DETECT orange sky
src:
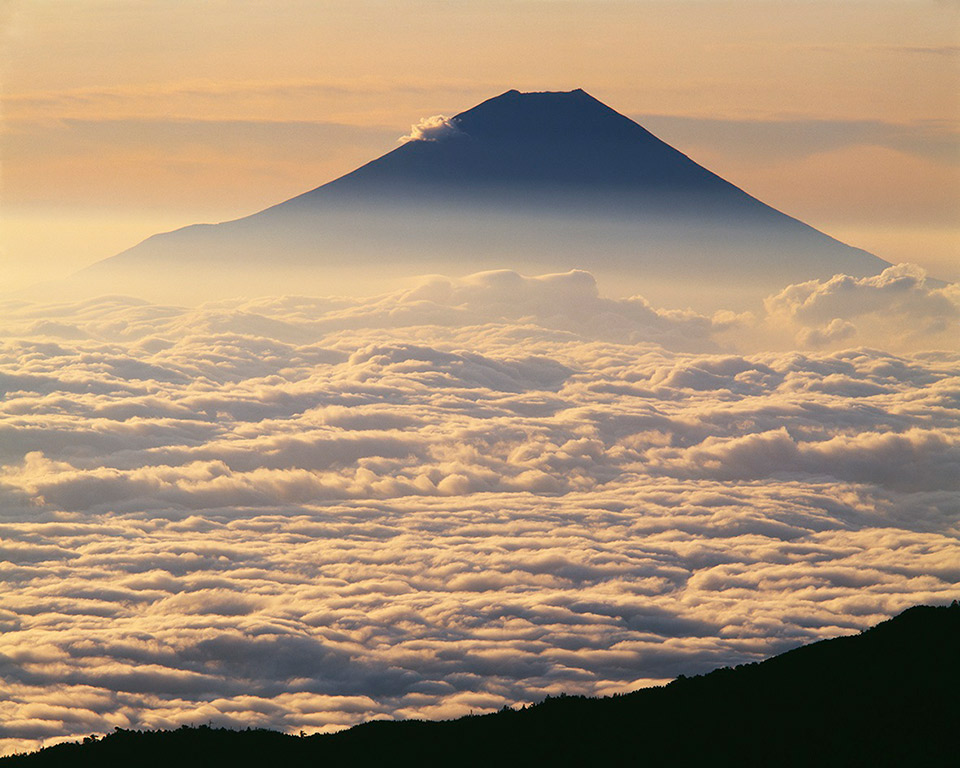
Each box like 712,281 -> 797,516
1,0 -> 958,289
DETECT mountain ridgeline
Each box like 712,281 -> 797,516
76,89 -> 888,307
5,602 -> 957,767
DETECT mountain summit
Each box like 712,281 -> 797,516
79,89 -> 888,306
282,88 -> 738,200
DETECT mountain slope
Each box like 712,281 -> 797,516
280,88 -> 754,199
4,602 -> 956,767
74,89 -> 889,306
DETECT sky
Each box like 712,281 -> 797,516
0,0 -> 958,290
0,1 -> 958,756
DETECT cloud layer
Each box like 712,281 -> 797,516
0,268 -> 957,754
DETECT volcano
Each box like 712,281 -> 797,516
78,89 -> 889,306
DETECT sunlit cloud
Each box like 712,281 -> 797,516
762,263 -> 960,349
0,269 -> 956,754
399,115 -> 463,143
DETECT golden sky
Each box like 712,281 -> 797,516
1,0 -> 958,288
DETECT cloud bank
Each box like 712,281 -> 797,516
0,268 -> 956,754
764,264 -> 960,349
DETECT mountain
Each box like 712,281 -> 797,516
75,89 -> 889,307
4,602 -> 957,767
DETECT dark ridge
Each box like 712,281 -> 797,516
4,602 -> 957,767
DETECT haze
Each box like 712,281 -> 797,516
1,0 -> 958,290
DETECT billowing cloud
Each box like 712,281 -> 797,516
399,114 -> 463,143
0,269 -> 956,755
695,263 -> 960,353
765,263 -> 960,345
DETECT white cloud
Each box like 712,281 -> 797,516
762,263 -> 960,350
398,114 -> 463,143
0,268 -> 957,754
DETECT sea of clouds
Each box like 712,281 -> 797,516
0,264 -> 957,754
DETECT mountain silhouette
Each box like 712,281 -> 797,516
76,89 -> 889,306
4,602 -> 956,767
281,88 -> 761,199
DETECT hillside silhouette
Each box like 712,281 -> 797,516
5,602 -> 956,767
73,89 -> 888,307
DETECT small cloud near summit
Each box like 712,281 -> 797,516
399,114 -> 463,143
